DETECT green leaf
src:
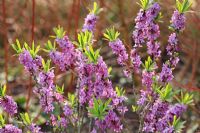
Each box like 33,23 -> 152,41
0,114 -> 5,128
53,25 -> 66,39
104,27 -> 120,41
87,98 -> 111,120
0,85 -> 6,97
178,91 -> 193,105
11,39 -> 23,54
89,2 -> 103,15
42,59 -> 51,72
137,0 -> 150,10
77,31 -> 93,51
20,113 -> 31,125
56,85 -> 64,94
176,0 -> 192,13
132,105 -> 139,112
172,116 -> 185,133
142,56 -> 156,72
156,83 -> 174,102
115,86 -> 125,97
68,93 -> 76,107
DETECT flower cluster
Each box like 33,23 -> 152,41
19,50 -> 42,74
0,124 -> 22,133
108,39 -> 128,66
159,64 -> 174,83
29,123 -> 42,133
0,95 -> 17,116
171,10 -> 186,31
50,35 -> 78,71
130,49 -> 142,73
37,70 -> 55,113
132,1 -> 192,133
6,1 -> 192,133
83,13 -> 97,32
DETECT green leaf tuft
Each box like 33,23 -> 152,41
104,27 -> 120,42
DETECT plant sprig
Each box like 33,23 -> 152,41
76,31 -> 93,51
176,0 -> 192,13
11,39 -> 23,54
20,113 -> 31,126
87,98 -> 111,120
0,114 -> 5,128
52,25 -> 66,39
142,56 -> 156,72
171,116 -> 185,133
137,0 -> 150,10
115,86 -> 125,97
84,45 -> 100,63
176,91 -> 193,105
68,93 -> 77,107
44,40 -> 56,52
89,2 -> 103,15
156,84 -> 174,102
42,59 -> 51,72
0,85 -> 6,97
104,27 -> 120,42
56,85 -> 64,94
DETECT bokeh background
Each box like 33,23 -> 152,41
0,0 -> 200,132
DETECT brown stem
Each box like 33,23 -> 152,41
2,0 -> 9,92
26,0 -> 35,111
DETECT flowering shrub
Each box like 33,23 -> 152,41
0,0 -> 194,133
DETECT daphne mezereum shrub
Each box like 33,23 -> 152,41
0,0 -> 194,133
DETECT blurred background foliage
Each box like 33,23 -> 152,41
0,0 -> 200,132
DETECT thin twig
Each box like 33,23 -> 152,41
26,0 -> 35,111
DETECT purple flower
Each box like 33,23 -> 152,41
19,50 -> 42,74
58,117 -> 68,128
0,124 -> 22,133
132,9 -> 147,47
108,39 -> 128,66
143,99 -> 169,132
0,96 -> 17,116
50,114 -> 57,126
96,57 -> 109,79
156,103 -> 186,132
50,36 -> 77,71
135,9 -> 147,28
130,49 -> 142,73
171,10 -> 186,31
166,33 -> 179,56
50,49 -> 77,71
19,50 -> 36,73
147,41 -> 161,58
169,56 -> 180,68
82,13 -> 97,32
54,92 -> 64,102
29,123 -> 42,133
38,70 -> 54,87
142,71 -> 154,89
167,104 -> 186,119
159,64 -> 174,82
166,33 -> 180,68
163,126 -> 174,133
146,23 -> 160,41
146,2 -> 161,22
137,90 -> 149,106
96,110 -> 123,132
91,128 -> 97,133
168,33 -> 178,45
37,70 -> 55,113
56,35 -> 74,51
63,104 -> 73,116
